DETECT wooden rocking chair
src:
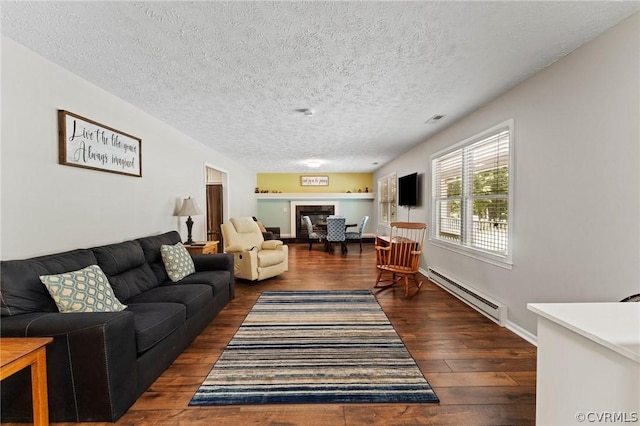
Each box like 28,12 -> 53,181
374,222 -> 427,297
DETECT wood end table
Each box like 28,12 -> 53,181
183,240 -> 219,255
1,337 -> 53,425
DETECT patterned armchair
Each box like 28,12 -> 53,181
302,215 -> 326,250
326,216 -> 347,253
346,215 -> 369,252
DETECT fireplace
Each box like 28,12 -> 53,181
290,202 -> 337,239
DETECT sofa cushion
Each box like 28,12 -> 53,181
137,231 -> 182,284
226,217 -> 264,250
172,270 -> 231,290
1,249 -> 98,316
258,250 -> 286,268
39,264 -> 127,313
92,241 -> 158,301
124,302 -> 186,353
231,217 -> 260,233
255,220 -> 267,233
125,284 -> 211,319
160,243 -> 195,282
166,271 -> 232,304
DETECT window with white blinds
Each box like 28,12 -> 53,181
378,172 -> 397,227
431,120 -> 513,265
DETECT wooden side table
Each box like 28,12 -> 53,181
0,337 -> 53,425
184,240 -> 219,255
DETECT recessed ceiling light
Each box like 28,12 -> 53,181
307,161 -> 321,168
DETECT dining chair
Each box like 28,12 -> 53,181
325,216 -> 347,253
374,222 -> 427,297
302,215 -> 326,250
345,215 -> 369,252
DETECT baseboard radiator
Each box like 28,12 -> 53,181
427,267 -> 508,326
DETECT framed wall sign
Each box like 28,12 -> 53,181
300,176 -> 329,186
58,110 -> 142,177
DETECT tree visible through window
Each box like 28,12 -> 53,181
378,172 -> 397,227
431,121 -> 513,264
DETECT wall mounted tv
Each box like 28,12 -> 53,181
398,172 -> 419,207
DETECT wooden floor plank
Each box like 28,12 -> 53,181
434,386 -> 537,405
426,371 -> 520,387
444,358 -> 537,372
3,242 -> 537,425
343,404 -> 536,426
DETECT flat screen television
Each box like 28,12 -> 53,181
398,172 -> 419,206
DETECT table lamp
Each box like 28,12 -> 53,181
176,196 -> 203,245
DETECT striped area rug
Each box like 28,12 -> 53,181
189,290 -> 439,405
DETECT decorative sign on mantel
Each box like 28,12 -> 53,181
58,110 -> 142,177
300,176 -> 329,186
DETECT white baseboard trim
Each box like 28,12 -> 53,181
506,320 -> 537,346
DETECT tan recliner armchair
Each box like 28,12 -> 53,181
221,217 -> 288,281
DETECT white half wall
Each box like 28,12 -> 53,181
1,37 -> 256,259
374,13 -> 640,336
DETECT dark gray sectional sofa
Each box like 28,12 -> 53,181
0,231 -> 234,422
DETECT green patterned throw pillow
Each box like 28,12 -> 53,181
39,264 -> 127,313
161,242 -> 196,282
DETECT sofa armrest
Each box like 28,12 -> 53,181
0,311 -> 138,422
230,250 -> 259,281
261,240 -> 284,250
191,252 -> 233,273
222,244 -> 246,253
191,252 -> 235,298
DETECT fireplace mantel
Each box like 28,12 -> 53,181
256,192 -> 374,200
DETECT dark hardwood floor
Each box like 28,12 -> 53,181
13,243 -> 537,425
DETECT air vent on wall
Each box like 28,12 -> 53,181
425,114 -> 446,124
295,108 -> 314,116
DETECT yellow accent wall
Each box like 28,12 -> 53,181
257,173 -> 373,194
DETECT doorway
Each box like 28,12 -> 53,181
205,167 -> 225,252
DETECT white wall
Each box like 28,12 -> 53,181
374,13 -> 640,336
1,37 -> 257,259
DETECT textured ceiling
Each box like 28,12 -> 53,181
2,1 -> 638,172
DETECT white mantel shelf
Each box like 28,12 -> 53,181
256,193 -> 374,200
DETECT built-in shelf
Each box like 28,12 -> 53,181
256,192 -> 374,200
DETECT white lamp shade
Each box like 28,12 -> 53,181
177,197 -> 203,216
